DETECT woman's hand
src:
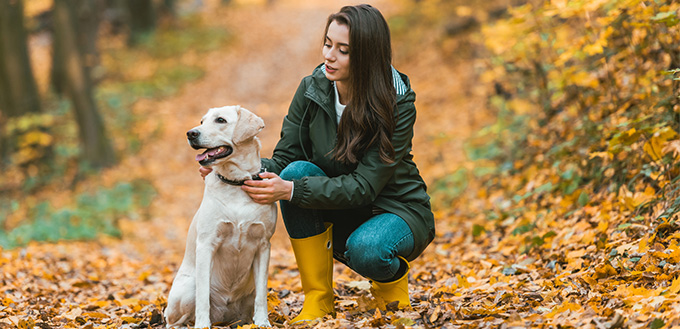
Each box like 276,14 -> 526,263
199,166 -> 213,179
242,172 -> 293,204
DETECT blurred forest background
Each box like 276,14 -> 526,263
1,0 -> 680,328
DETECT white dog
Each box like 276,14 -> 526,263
164,106 -> 277,328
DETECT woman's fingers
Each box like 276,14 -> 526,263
258,171 -> 278,179
242,172 -> 293,203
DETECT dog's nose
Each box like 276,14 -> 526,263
187,129 -> 200,140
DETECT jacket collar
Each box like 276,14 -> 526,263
305,63 -> 416,109
305,64 -> 335,120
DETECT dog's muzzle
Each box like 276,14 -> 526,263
187,128 -> 234,166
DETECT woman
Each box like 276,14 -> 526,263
202,4 -> 434,324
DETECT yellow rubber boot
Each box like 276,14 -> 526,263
289,224 -> 335,324
370,256 -> 411,310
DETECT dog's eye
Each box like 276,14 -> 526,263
215,117 -> 227,124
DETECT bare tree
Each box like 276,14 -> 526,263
53,0 -> 116,169
0,0 -> 42,165
52,0 -> 104,96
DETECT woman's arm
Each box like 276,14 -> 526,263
242,100 -> 416,207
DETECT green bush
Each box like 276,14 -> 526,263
0,180 -> 156,249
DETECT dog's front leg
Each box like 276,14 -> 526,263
252,240 -> 272,327
194,239 -> 215,328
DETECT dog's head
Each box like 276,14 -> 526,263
187,105 -> 265,166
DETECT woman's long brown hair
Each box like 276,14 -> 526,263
326,4 -> 396,165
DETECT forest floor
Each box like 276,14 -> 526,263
4,0 -> 665,328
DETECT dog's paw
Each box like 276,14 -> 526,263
253,315 -> 271,327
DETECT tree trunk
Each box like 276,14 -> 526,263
0,0 -> 41,117
125,0 -> 155,45
52,0 -> 104,96
0,0 -> 42,166
77,0 -> 104,80
53,0 -> 116,169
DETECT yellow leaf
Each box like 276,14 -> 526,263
267,291 -> 280,308
2,297 -> 14,306
570,71 -> 599,88
610,128 -> 640,149
83,312 -> 107,319
644,136 -> 665,160
138,271 -> 151,282
508,99 -> 534,115
669,277 -> 680,294
597,221 -> 609,233
668,247 -> 680,263
121,316 -> 141,324
638,235 -> 649,252
583,42 -> 604,55
17,318 -> 35,329
619,185 -> 654,211
236,325 -> 256,329
582,274 -> 597,286
657,126 -> 678,140
456,274 -> 471,288
19,131 -> 53,148
119,298 -> 140,306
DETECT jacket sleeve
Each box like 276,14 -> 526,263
261,79 -> 310,174
290,99 -> 417,209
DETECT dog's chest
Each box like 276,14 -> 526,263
207,220 -> 269,295
214,220 -> 269,252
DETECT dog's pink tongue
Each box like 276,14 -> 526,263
196,147 -> 222,161
196,152 -> 208,161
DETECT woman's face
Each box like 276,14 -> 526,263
323,20 -> 350,84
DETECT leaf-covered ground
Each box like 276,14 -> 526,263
3,0 -> 680,328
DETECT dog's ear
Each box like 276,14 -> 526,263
233,106 -> 265,144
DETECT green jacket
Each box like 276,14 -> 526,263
262,64 -> 435,260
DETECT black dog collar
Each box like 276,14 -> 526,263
216,168 -> 265,186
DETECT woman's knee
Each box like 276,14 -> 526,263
344,237 -> 396,281
279,161 -> 326,181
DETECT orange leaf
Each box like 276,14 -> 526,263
593,261 -> 617,279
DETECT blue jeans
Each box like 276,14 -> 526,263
279,161 -> 415,282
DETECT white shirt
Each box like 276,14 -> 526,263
334,82 -> 346,124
